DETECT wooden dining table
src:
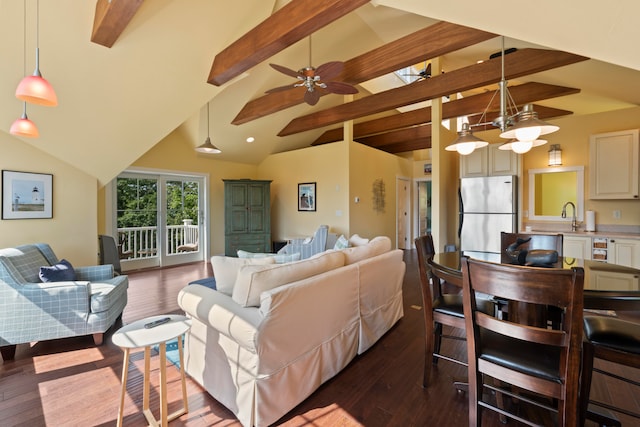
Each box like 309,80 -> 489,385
428,252 -> 640,318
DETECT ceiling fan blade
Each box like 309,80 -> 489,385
323,81 -> 358,94
304,89 -> 320,106
424,62 -> 432,77
265,84 -> 297,94
315,61 -> 344,81
269,63 -> 301,78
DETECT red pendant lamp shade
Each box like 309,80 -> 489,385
16,47 -> 57,107
10,103 -> 39,138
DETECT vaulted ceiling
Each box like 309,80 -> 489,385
2,0 -> 639,186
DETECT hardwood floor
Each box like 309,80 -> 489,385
1,251 -> 638,426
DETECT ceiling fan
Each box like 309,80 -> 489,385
265,36 -> 358,106
402,61 -> 431,83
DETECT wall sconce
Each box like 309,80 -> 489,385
548,144 -> 562,166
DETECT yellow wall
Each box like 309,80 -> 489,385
0,134 -> 99,265
125,128 -> 259,256
348,141 -> 413,242
258,141 -> 350,240
523,106 -> 640,227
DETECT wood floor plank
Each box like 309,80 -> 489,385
0,254 -> 638,426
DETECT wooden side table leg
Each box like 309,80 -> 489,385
117,348 -> 130,427
179,334 -> 189,413
159,342 -> 168,427
142,346 -> 153,424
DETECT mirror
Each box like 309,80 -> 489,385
528,166 -> 584,221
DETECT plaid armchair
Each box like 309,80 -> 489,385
0,243 -> 128,361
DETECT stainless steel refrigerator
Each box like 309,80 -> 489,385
458,175 -> 517,261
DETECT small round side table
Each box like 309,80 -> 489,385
112,314 -> 191,427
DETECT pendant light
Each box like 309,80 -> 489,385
498,139 -> 547,154
10,102 -> 39,138
11,0 -> 39,138
15,0 -> 58,107
445,122 -> 488,155
195,102 -> 221,154
499,103 -> 559,142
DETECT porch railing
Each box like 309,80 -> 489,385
118,224 -> 199,259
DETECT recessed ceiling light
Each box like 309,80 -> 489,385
246,136 -> 255,143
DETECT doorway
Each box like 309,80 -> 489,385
415,179 -> 432,238
396,177 -> 411,249
112,171 -> 206,271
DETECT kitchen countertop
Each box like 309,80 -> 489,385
522,223 -> 640,240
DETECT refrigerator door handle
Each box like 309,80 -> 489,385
458,187 -> 463,239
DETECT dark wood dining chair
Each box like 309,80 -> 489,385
461,256 -> 584,426
500,231 -> 563,264
414,234 -> 494,389
579,292 -> 640,426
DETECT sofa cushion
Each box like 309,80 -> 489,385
0,245 -> 51,283
232,250 -> 345,307
211,256 -> 276,296
39,259 -> 76,282
237,250 -> 301,264
342,236 -> 391,265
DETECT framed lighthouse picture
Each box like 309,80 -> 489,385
2,170 -> 53,219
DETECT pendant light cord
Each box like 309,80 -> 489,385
206,102 -> 210,137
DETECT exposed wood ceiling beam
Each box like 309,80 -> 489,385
379,138 -> 432,154
357,104 -> 573,154
232,22 -> 496,124
91,0 -> 144,48
312,82 -> 580,145
208,0 -> 370,86
278,48 -> 588,136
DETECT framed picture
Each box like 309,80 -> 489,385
298,182 -> 316,212
2,170 -> 53,219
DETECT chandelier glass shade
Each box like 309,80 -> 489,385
445,123 -> 489,155
499,104 -> 559,142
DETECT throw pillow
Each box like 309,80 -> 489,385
333,234 -> 349,250
237,250 -> 273,259
39,259 -> 76,282
211,256 -> 276,295
349,234 -> 370,247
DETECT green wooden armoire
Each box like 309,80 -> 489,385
223,179 -> 271,256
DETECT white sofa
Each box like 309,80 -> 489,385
177,236 -> 405,427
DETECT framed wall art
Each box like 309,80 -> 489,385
2,170 -> 53,219
298,182 -> 316,212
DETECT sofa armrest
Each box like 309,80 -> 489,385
5,281 -> 91,315
177,284 -> 263,351
75,265 -> 114,281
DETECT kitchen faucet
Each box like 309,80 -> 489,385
561,201 -> 578,232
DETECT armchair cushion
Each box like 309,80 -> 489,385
39,259 -> 76,282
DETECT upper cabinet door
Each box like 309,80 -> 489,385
460,144 -> 518,178
589,129 -> 639,199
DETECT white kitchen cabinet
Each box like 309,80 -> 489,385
460,144 -> 518,178
589,269 -> 640,291
609,238 -> 640,268
563,235 -> 591,260
589,129 -> 639,199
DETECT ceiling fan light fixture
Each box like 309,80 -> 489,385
445,123 -> 489,155
500,104 -> 559,141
